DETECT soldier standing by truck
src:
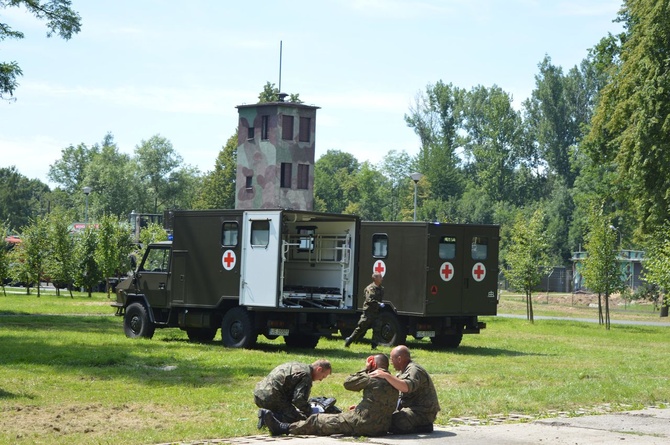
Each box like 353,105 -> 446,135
260,354 -> 397,437
254,359 -> 332,424
344,273 -> 384,348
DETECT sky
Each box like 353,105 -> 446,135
1,0 -> 624,188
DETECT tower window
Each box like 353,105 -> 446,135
297,164 -> 309,189
282,115 -> 294,140
261,115 -> 269,140
247,127 -> 254,140
246,175 -> 253,189
280,162 -> 292,188
299,117 -> 311,142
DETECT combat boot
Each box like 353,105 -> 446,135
263,410 -> 290,436
344,336 -> 353,348
371,342 -> 377,350
257,408 -> 267,429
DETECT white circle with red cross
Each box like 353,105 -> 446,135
372,260 -> 386,277
440,262 -> 455,281
222,250 -> 237,271
472,262 -> 486,282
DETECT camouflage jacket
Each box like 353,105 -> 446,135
362,282 -> 384,313
343,368 -> 398,431
397,361 -> 441,418
253,362 -> 313,417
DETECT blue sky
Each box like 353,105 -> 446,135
1,0 -> 623,187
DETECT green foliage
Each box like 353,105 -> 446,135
0,222 -> 10,294
194,132 -> 237,209
0,0 -> 81,98
504,208 -> 551,322
95,215 -> 134,296
313,150 -> 360,213
257,81 -> 302,103
13,217 -> 49,296
0,166 -> 50,231
44,209 -> 76,296
73,226 -> 100,297
642,224 -> 670,307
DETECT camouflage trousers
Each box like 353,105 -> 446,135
290,411 -> 389,437
349,311 -> 381,344
389,408 -> 436,434
254,394 -> 305,423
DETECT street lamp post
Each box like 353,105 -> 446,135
409,173 -> 423,222
83,186 -> 92,225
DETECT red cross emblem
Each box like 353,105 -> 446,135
472,262 -> 486,282
373,260 -> 386,277
222,250 -> 236,271
440,262 -> 454,282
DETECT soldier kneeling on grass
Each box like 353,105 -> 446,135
258,354 -> 397,436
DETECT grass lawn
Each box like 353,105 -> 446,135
0,287 -> 669,445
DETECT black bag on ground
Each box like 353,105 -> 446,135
309,396 -> 342,414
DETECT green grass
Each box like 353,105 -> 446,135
0,290 -> 669,445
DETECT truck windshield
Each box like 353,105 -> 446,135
141,248 -> 170,272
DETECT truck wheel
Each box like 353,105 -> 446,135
124,302 -> 155,339
186,328 -> 217,343
378,311 -> 407,346
431,333 -> 463,349
284,335 -> 319,349
221,307 -> 257,348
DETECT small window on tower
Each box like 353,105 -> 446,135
246,175 -> 253,189
280,163 -> 292,188
299,117 -> 311,142
297,164 -> 309,189
261,115 -> 269,140
247,127 -> 254,140
282,115 -> 294,140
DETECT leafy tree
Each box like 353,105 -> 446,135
378,150 -> 414,221
642,224 -> 670,311
0,0 -> 81,99
343,162 -> 389,221
257,81 -> 302,103
584,0 -> 670,235
0,222 -> 10,295
48,142 -> 97,194
14,217 -> 49,296
581,207 -> 624,329
44,209 -> 75,296
504,208 -> 551,322
95,214 -> 133,297
0,166 -> 50,230
73,226 -> 100,297
194,133 -> 237,209
135,134 -> 184,212
314,150 -> 359,214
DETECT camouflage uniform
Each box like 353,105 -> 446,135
253,362 -> 313,423
349,281 -> 384,344
390,361 -> 441,433
288,368 -> 398,436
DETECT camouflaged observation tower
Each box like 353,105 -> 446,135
235,98 -> 319,210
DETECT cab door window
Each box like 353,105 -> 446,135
372,234 -> 388,258
471,237 -> 488,260
141,247 -> 170,272
439,236 -> 456,260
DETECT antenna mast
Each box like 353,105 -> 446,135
278,40 -> 283,93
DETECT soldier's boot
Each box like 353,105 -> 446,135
344,336 -> 353,348
414,424 -> 434,433
257,408 -> 268,429
263,410 -> 290,436
371,342 -> 377,350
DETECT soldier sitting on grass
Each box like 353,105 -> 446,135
259,354 -> 397,436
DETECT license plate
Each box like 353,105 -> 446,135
416,330 -> 435,337
269,328 -> 290,336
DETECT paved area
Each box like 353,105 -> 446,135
162,407 -> 669,445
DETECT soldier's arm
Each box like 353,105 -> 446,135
369,369 -> 409,393
292,376 -> 313,416
343,370 -> 369,392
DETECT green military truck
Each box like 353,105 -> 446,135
113,208 -> 360,348
346,221 -> 500,348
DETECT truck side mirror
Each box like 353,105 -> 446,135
129,254 -> 137,270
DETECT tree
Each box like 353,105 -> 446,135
48,142 -> 96,194
135,134 -> 183,212
0,222 -> 10,295
584,0 -> 670,235
313,150 -> 359,214
1,0 -> 81,99
642,224 -> 670,312
504,208 -> 551,323
0,166 -> 50,230
73,225 -> 100,297
44,209 -> 75,296
257,81 -> 302,103
581,207 -> 625,329
95,214 -> 133,297
343,162 -> 389,221
194,133 -> 237,209
13,217 -> 49,296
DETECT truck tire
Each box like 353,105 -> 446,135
124,302 -> 155,339
221,307 -> 257,348
283,335 -> 319,349
431,333 -> 463,349
378,311 -> 407,346
186,328 -> 217,343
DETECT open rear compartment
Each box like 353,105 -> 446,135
280,213 -> 358,310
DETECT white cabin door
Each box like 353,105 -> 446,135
239,211 -> 281,307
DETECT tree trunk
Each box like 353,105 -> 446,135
526,290 -> 534,323
604,291 -> 611,330
597,292 -> 603,325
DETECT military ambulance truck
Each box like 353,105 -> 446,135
343,221 -> 500,349
113,209 -> 360,348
